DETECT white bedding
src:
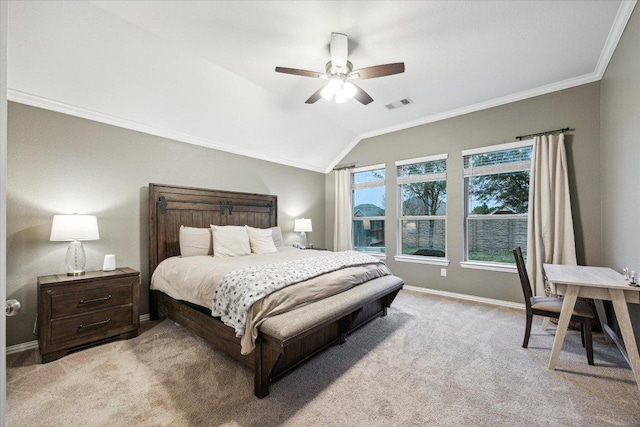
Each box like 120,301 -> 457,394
150,247 -> 333,309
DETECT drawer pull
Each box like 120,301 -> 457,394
78,318 -> 111,329
79,295 -> 112,305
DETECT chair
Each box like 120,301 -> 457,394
513,247 -> 595,365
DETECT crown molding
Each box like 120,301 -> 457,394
7,89 -> 327,173
326,1 -> 637,173
594,0 -> 637,78
9,1 -> 636,176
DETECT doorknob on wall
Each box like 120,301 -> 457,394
5,299 -> 21,316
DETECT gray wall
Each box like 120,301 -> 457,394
326,82 -> 602,304
600,7 -> 640,339
7,102 -> 325,346
601,7 -> 639,278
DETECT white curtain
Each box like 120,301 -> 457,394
527,133 -> 577,296
334,168 -> 353,251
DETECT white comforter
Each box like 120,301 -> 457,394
150,247 -> 333,309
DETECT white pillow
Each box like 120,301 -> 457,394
179,226 -> 213,257
211,225 -> 251,257
270,226 -> 284,248
246,226 -> 278,254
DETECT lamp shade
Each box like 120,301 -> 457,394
294,218 -> 312,233
50,215 -> 100,241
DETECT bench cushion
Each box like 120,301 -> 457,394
259,275 -> 403,342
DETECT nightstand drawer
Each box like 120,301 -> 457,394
51,305 -> 133,344
51,277 -> 135,318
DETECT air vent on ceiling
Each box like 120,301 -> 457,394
384,98 -> 414,110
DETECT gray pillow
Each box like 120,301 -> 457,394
270,226 -> 284,247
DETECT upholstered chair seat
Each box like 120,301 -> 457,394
530,296 -> 595,319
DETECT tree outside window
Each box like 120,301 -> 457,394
397,155 -> 447,258
464,144 -> 532,263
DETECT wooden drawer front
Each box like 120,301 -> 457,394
51,279 -> 134,318
51,306 -> 133,344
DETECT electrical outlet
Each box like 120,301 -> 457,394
441,268 -> 447,277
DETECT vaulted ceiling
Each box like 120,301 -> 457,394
7,1 -> 636,172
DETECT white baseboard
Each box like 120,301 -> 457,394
403,285 -> 525,310
7,313 -> 152,355
6,340 -> 39,355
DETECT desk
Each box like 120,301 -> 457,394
543,264 -> 640,390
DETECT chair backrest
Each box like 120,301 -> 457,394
513,247 -> 533,306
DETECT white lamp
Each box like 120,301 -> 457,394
294,218 -> 312,248
50,214 -> 100,276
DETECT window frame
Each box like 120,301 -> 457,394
351,163 -> 386,257
394,154 -> 450,266
461,139 -> 534,271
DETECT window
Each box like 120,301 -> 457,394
351,164 -> 385,253
463,141 -> 533,265
396,155 -> 447,260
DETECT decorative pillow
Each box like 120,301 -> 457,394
211,225 -> 251,257
179,226 -> 213,257
246,226 -> 278,254
270,226 -> 284,247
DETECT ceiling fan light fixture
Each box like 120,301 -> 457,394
321,77 -> 345,102
335,91 -> 349,103
342,82 -> 357,99
321,85 -> 334,101
275,33 -> 405,106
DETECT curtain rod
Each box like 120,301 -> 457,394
333,162 -> 357,171
515,127 -> 575,141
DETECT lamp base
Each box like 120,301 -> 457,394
65,240 -> 87,276
67,271 -> 86,276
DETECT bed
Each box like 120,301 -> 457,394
148,183 -> 404,397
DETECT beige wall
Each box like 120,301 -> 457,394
600,7 -> 640,340
600,7 -> 639,273
6,102 -> 325,346
326,83 -> 602,304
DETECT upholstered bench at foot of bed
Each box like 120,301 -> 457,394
254,275 -> 404,398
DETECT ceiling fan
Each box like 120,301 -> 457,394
275,32 -> 405,105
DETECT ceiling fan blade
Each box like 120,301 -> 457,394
352,62 -> 405,79
352,83 -> 373,105
305,87 -> 324,104
330,32 -> 348,70
275,67 -> 324,78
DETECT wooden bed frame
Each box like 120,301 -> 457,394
148,183 -> 402,397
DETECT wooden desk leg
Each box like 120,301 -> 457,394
548,285 -> 579,370
609,289 -> 640,390
593,299 -> 613,344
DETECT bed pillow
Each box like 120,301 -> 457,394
270,226 -> 284,247
179,226 -> 213,257
246,226 -> 278,254
211,225 -> 251,257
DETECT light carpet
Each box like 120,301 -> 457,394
7,290 -> 640,426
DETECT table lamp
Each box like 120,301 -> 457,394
294,218 -> 312,248
50,214 -> 100,276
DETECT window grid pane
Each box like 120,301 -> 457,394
397,157 -> 447,258
467,217 -> 527,263
463,146 -> 532,178
352,167 -> 386,253
401,219 -> 446,257
464,143 -> 532,264
353,219 -> 385,253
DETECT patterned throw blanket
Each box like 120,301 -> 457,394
212,251 -> 386,337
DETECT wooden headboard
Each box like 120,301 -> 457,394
148,183 -> 277,275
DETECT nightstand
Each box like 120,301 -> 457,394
37,267 -> 140,363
